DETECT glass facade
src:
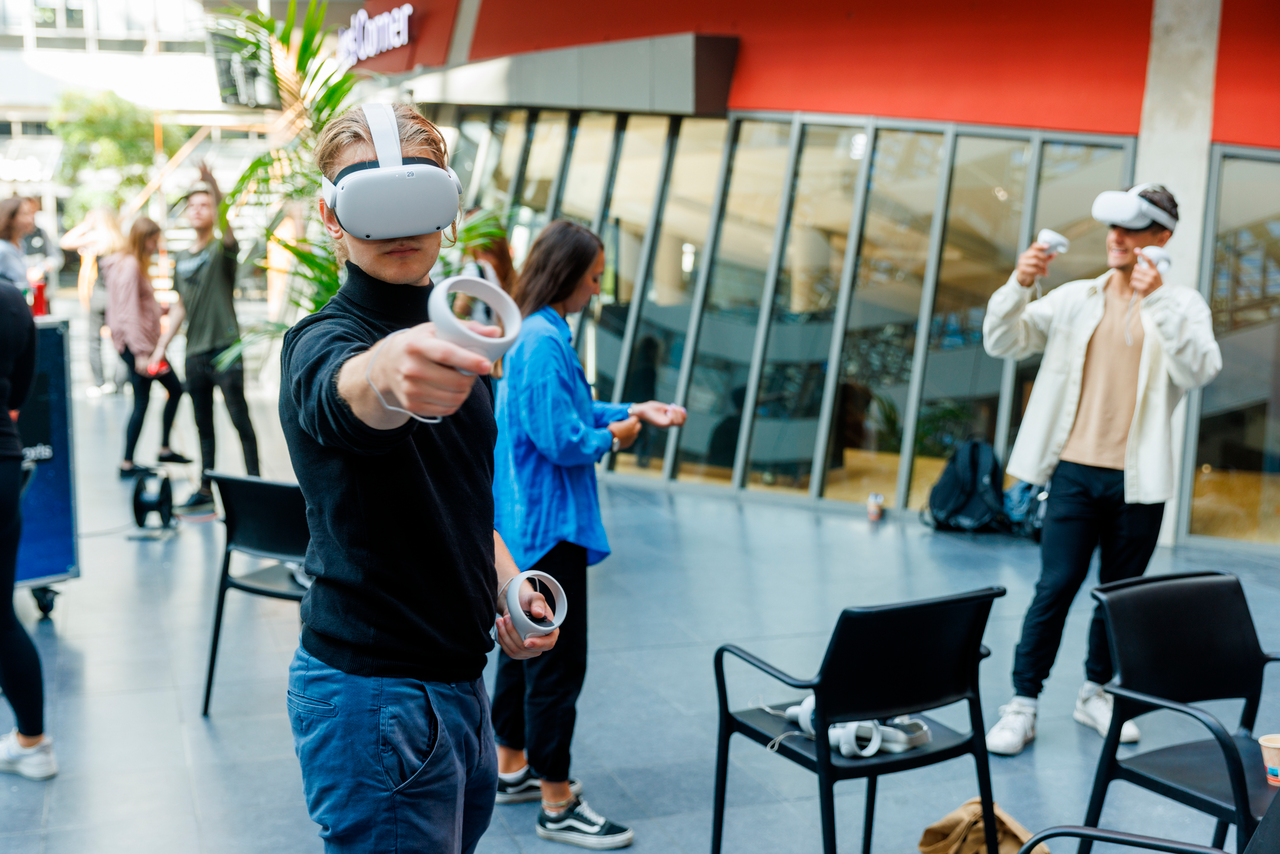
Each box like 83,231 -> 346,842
1191,154 -> 1280,545
430,106 -> 1280,545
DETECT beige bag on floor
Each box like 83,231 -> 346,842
918,797 -> 1050,854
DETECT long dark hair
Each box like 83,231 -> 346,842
513,220 -> 603,317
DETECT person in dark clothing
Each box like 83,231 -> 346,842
281,103 -> 558,854
157,162 -> 259,513
0,282 -> 57,780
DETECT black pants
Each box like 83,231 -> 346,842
1011,461 -> 1164,698
120,346 -> 183,464
185,350 -> 259,491
0,458 -> 44,736
491,542 -> 588,783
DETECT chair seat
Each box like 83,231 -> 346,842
730,705 -> 971,778
227,563 -> 307,601
1119,736 -> 1277,820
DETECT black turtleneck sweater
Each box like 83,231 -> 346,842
279,262 -> 497,683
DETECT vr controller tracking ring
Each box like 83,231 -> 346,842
502,570 -> 568,642
428,275 -> 523,375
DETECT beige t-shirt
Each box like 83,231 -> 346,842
1059,278 -> 1144,470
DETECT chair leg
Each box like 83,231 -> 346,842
201,579 -> 230,716
862,776 -> 877,854
1236,821 -> 1250,854
818,770 -> 838,854
1078,744 -> 1118,854
1210,820 -> 1228,849
711,720 -> 731,854
968,700 -> 999,854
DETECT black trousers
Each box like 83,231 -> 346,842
491,542 -> 587,783
185,350 -> 259,491
0,458 -> 44,736
1011,461 -> 1164,699
120,346 -> 183,464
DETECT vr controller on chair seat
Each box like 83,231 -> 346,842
782,695 -> 931,758
428,275 -> 522,373
321,102 -> 464,240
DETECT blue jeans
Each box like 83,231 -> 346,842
288,646 -> 498,853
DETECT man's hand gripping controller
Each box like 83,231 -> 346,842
504,570 -> 568,641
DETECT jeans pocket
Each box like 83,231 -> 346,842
287,689 -> 338,718
380,681 -> 439,793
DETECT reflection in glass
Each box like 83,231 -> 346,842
1191,157 -> 1280,544
612,119 -> 728,476
559,113 -> 617,228
450,110 -> 491,205
475,110 -> 527,217
509,111 -> 570,264
1007,143 -> 1125,452
822,130 -> 946,505
580,116 -> 668,406
746,125 -> 865,493
909,137 -> 1029,506
673,120 -> 791,484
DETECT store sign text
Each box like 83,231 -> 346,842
338,4 -> 414,67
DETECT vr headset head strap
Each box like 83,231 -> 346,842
1128,183 -> 1177,231
362,103 -> 403,169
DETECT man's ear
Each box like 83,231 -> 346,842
319,199 -> 345,241
1151,228 -> 1173,248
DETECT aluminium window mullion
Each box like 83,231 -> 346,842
810,119 -> 878,499
660,118 -> 741,480
994,132 -> 1043,465
1175,143 -> 1227,543
731,115 -> 805,490
893,126 -> 958,510
547,111 -> 580,222
504,109 -> 538,231
463,110 -> 497,211
575,113 -> 626,363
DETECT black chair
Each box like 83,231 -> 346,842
1019,785 -> 1280,854
1080,572 -> 1279,854
713,586 -> 1006,854
202,473 -> 310,716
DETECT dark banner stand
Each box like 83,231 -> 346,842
16,318 -> 79,615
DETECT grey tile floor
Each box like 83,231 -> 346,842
1,302 -> 1277,853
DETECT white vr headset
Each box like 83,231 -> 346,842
1091,183 -> 1177,232
321,103 -> 463,240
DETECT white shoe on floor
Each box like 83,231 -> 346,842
1074,681 -> 1140,743
986,698 -> 1036,756
0,729 -> 58,780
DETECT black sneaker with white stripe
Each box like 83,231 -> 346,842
495,765 -> 583,804
537,798 -> 633,849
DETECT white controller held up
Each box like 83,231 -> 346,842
428,275 -> 522,375
1037,228 -> 1070,256
1138,245 -> 1171,275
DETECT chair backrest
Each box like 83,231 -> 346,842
814,586 -> 1005,722
209,473 -> 310,564
1244,790 -> 1280,854
1093,572 -> 1266,704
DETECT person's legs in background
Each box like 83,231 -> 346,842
0,458 -> 56,780
988,462 -> 1102,756
1072,477 -> 1165,741
119,346 -> 155,474
86,288 -> 109,395
182,352 -> 218,512
153,368 -> 190,464
210,359 -> 259,479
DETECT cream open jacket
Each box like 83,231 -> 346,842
983,271 -> 1221,504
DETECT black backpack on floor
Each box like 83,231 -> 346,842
922,439 -> 1007,532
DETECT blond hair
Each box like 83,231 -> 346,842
85,207 -> 126,255
125,217 -> 162,282
314,103 -> 456,263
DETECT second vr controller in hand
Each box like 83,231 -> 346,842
1037,228 -> 1070,257
504,570 -> 568,642
428,275 -> 522,375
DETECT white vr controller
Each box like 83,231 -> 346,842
505,570 -> 567,641
428,275 -> 522,373
1137,245 -> 1171,275
783,696 -> 931,758
1037,228 -> 1069,256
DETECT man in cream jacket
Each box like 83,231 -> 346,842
982,185 -> 1221,756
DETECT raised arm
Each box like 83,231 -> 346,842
197,161 -> 237,251
1131,255 -> 1222,390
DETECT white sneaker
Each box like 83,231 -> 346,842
986,698 -> 1037,756
1074,682 -> 1140,743
84,384 -> 103,398
0,729 -> 58,780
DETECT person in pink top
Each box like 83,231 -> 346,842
103,218 -> 190,477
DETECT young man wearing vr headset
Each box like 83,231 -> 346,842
981,185 -> 1221,756
279,103 -> 558,853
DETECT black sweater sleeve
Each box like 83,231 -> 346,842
10,312 -> 35,410
282,315 -> 415,455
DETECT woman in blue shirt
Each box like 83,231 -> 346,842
491,220 -> 684,849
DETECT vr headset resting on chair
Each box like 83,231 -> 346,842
321,102 -> 464,240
